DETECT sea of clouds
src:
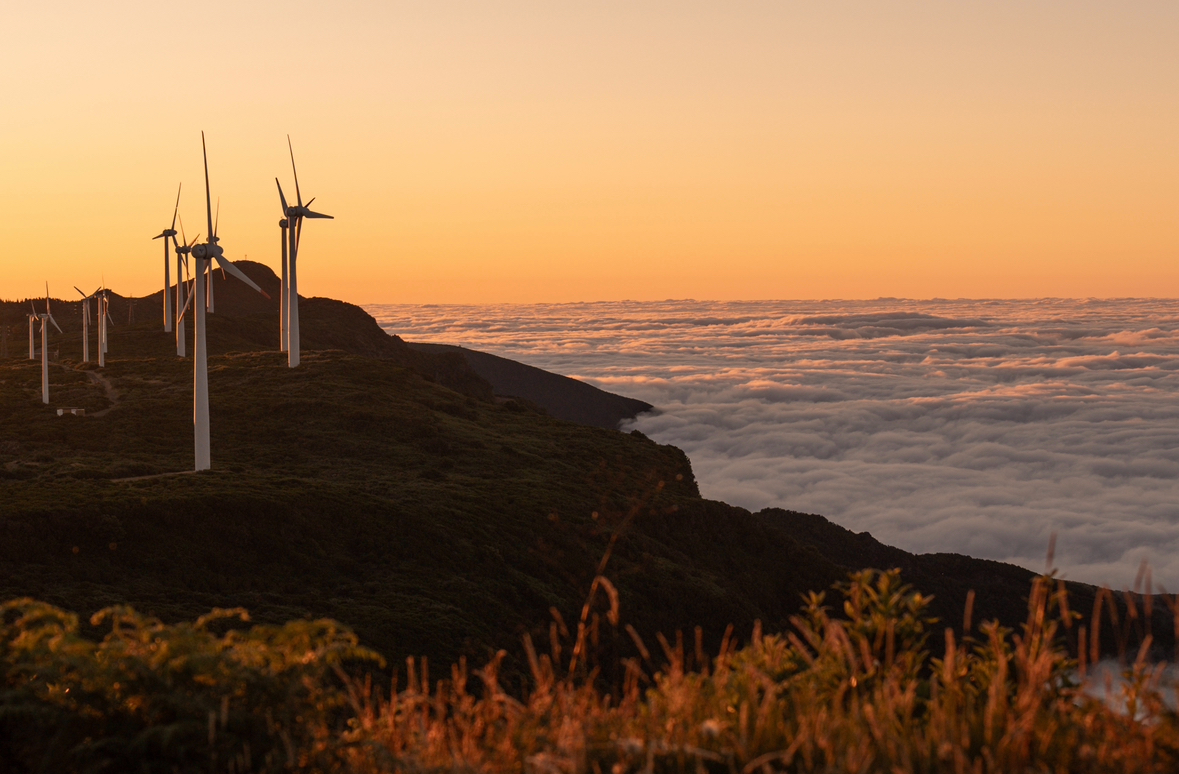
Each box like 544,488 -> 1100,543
368,299 -> 1179,589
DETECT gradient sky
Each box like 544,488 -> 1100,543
2,2 -> 1176,303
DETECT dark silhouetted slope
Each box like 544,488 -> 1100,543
411,343 -> 652,429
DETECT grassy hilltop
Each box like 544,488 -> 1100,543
0,264 -> 1171,676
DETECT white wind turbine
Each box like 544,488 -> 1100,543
205,199 -> 223,314
277,211 -> 289,353
276,136 -> 332,367
97,286 -> 113,367
173,219 -> 199,357
74,285 -> 101,363
34,285 -> 62,404
189,132 -> 269,471
152,184 -> 181,332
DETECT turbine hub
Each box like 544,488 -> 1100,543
279,218 -> 288,228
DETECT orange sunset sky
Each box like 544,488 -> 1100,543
2,2 -> 1176,304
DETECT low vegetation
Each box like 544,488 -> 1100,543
4,570 -> 1177,772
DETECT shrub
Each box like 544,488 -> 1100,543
0,600 -> 380,773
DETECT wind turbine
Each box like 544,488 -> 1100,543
74,286 -> 101,363
277,136 -> 333,367
97,286 -> 113,367
174,219 -> 199,357
34,285 -> 62,404
190,132 -> 269,471
152,184 -> 181,332
277,212 -> 289,353
27,312 -> 35,360
206,199 -> 222,314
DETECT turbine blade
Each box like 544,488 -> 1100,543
214,196 -> 220,237
276,178 -> 288,213
303,209 -> 333,219
152,232 -> 166,240
202,131 -> 214,240
213,254 -> 270,298
179,212 -> 187,245
49,315 -> 63,334
288,135 -> 302,207
171,182 -> 182,230
178,286 -> 194,318
74,286 -> 86,298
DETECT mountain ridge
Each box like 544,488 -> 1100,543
0,265 -> 1167,669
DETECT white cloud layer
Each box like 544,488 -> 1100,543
369,299 -> 1179,589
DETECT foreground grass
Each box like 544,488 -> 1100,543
4,570 -> 1177,773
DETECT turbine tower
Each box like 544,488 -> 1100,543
27,313 -> 35,360
190,132 -> 269,471
34,285 -> 62,404
277,136 -> 333,368
152,184 -> 181,332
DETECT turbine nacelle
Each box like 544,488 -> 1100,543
285,204 -> 333,220
191,240 -> 223,261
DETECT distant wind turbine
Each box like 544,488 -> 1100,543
189,132 -> 270,470
207,198 -> 222,314
96,284 -> 113,367
74,285 -> 101,363
152,184 -> 181,332
277,136 -> 333,367
174,218 -> 199,357
26,313 -> 35,360
34,285 -> 63,404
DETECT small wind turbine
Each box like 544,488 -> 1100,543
152,184 -> 181,332
74,285 -> 101,363
34,285 -> 62,404
277,136 -> 333,367
97,286 -> 113,367
278,213 -> 289,353
174,219 -> 199,357
190,132 -> 270,471
206,198 -> 221,314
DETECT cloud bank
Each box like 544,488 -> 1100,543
369,299 -> 1179,589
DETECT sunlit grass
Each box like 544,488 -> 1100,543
5,570 -> 1178,772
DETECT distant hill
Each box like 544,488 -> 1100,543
0,268 -> 1167,672
410,343 -> 652,430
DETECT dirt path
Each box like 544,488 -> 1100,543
59,362 -> 121,416
84,369 -> 120,416
111,469 -> 199,483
